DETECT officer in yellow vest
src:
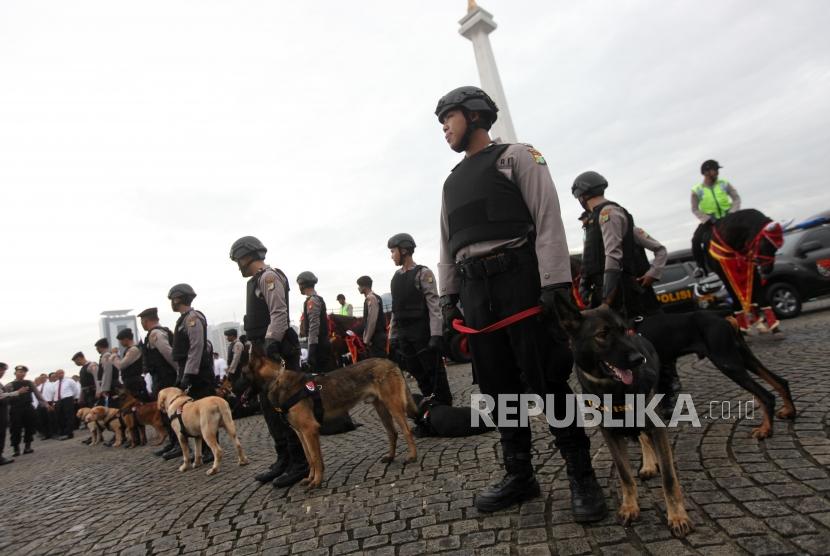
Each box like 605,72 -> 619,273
691,159 -> 741,275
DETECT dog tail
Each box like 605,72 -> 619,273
218,399 -> 237,437
402,382 -> 420,419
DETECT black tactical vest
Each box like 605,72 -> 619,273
244,267 -> 290,341
79,363 -> 96,389
142,326 -> 177,379
443,143 -> 534,258
172,309 -> 214,382
119,346 -> 144,380
7,380 -> 35,410
581,201 -> 650,279
363,293 -> 387,342
302,295 -> 330,345
391,266 -> 427,322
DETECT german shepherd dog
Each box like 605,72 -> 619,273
555,298 -> 693,537
245,342 -> 419,489
637,311 -> 796,439
118,390 -> 169,446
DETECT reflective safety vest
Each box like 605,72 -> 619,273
339,304 -> 352,316
693,179 -> 732,220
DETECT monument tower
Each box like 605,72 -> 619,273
458,0 -> 517,143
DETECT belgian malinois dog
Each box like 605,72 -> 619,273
246,343 -> 419,489
118,390 -> 168,446
555,297 -> 693,538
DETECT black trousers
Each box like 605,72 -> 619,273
123,375 -> 150,402
56,398 -> 76,436
397,320 -> 452,406
460,252 -> 589,456
36,405 -> 54,437
366,335 -> 388,359
9,405 -> 37,447
0,402 -> 8,456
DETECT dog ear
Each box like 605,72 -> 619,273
553,290 -> 583,335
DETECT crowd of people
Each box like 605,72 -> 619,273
1,84 -> 779,526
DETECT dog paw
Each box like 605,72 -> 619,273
638,465 -> 658,480
238,458 -> 250,466
751,426 -> 772,439
776,407 -> 796,420
668,514 -> 693,538
206,467 -> 218,476
381,455 -> 394,463
178,464 -> 190,472
617,505 -> 640,526
404,455 -> 417,464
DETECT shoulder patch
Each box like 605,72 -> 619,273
264,274 -> 276,291
527,146 -> 546,165
636,228 -> 649,239
599,207 -> 611,224
188,318 -> 196,327
306,299 -> 314,310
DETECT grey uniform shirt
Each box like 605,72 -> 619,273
439,142 -> 571,296
633,227 -> 667,279
148,328 -> 176,368
304,292 -> 323,347
259,267 -> 289,342
99,352 -> 114,393
691,181 -> 741,223
388,265 -> 442,339
112,345 -> 142,374
180,309 -> 207,377
227,340 -> 244,375
362,291 -> 381,344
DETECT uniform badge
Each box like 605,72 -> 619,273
188,319 -> 196,327
426,275 -> 434,284
637,228 -> 649,239
599,208 -> 611,224
527,147 -> 546,165
265,275 -> 276,291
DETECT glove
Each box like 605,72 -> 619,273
578,278 -> 591,306
179,374 -> 193,389
307,344 -> 318,371
263,338 -> 282,362
539,283 -> 575,341
601,269 -> 622,306
428,335 -> 443,353
440,294 -> 461,335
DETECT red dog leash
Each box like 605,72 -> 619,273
452,306 -> 542,335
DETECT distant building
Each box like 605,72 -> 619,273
99,310 -> 138,349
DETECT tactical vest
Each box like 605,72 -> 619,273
142,326 -> 177,379
582,201 -> 650,279
244,267 -> 290,341
692,179 -> 732,220
443,143 -> 534,258
119,346 -> 144,380
364,293 -> 387,342
302,295 -> 330,344
391,266 -> 427,322
79,363 -> 96,389
172,309 -> 214,382
7,380 -> 34,410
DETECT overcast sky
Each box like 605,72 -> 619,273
1,1 -> 829,376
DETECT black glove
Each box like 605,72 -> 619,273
307,344 -> 318,371
440,294 -> 461,335
179,374 -> 193,389
428,335 -> 443,353
601,269 -> 622,306
539,283 -> 575,340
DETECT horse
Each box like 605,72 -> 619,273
702,209 -> 784,333
329,314 -> 367,367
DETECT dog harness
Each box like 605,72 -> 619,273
168,394 -> 197,438
273,376 -> 324,424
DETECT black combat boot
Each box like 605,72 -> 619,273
12,445 -> 20,457
474,452 -> 540,513
272,433 -> 309,488
163,444 -> 184,460
23,443 -> 33,454
154,441 -> 175,456
657,365 -> 682,421
255,439 -> 289,483
561,446 -> 608,523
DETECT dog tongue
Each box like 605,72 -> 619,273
614,368 -> 634,385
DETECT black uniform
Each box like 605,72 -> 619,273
78,363 -> 96,407
172,309 -> 215,400
6,380 -> 37,450
117,346 -> 148,401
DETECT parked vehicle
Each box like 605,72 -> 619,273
654,249 -> 731,312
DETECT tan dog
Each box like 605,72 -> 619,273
246,343 -> 418,489
119,391 -> 168,446
86,406 -> 127,447
157,387 -> 249,476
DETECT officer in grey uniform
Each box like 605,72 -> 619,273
358,275 -> 387,358
436,86 -> 606,520
297,272 -> 334,373
223,329 -> 244,377
138,307 -> 180,458
94,338 -> 119,407
229,236 -> 309,488
112,328 -> 148,402
573,171 -> 681,410
71,352 -> 98,408
388,233 -> 452,406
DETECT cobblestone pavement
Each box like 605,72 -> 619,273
2,301 -> 829,556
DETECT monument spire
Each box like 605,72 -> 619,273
458,2 -> 517,143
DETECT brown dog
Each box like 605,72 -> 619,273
247,343 -> 418,489
119,391 -> 167,446
86,406 -> 128,447
157,387 -> 249,476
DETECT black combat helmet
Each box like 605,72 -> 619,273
435,86 -> 499,124
167,283 -> 197,302
571,171 -> 609,199
387,233 -> 416,251
296,271 -> 318,287
230,236 -> 267,262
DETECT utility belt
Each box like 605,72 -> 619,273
456,245 -> 535,281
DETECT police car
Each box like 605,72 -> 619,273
653,250 -> 730,313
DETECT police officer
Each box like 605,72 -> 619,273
229,236 -> 309,488
435,86 -> 606,520
138,307 -> 180,458
94,338 -> 119,406
0,362 -> 31,465
297,272 -> 335,373
112,329 -> 148,402
691,159 -> 741,275
223,329 -> 244,377
388,233 -> 452,406
357,276 -> 387,358
572,170 -> 681,410
336,294 -> 354,317
5,365 -> 45,456
71,352 -> 98,408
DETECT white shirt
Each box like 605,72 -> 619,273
48,378 -> 80,401
213,358 -> 228,379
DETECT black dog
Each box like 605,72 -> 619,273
555,297 -> 693,538
637,311 -> 796,439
